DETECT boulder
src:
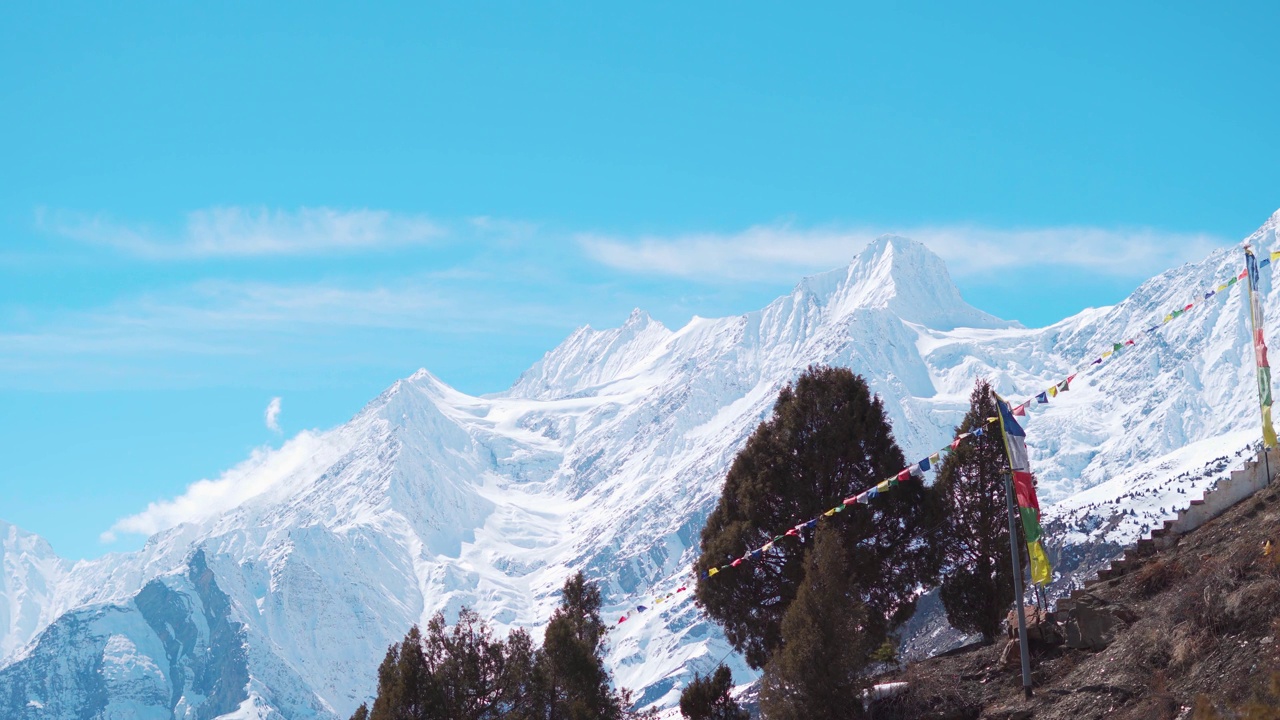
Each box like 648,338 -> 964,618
1005,606 -> 1064,647
1063,593 -> 1138,651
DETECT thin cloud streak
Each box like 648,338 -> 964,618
103,431 -> 331,540
265,397 -> 282,433
39,206 -> 445,259
579,223 -> 1230,282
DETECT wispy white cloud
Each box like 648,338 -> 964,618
39,206 -> 444,259
102,431 -> 330,540
265,397 -> 282,433
579,223 -> 1230,281
0,274 -> 568,389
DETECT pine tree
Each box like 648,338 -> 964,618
421,608 -> 508,720
537,572 -> 629,720
935,379 -> 1016,643
369,625 -> 442,720
350,704 -> 370,720
758,524 -> 877,720
497,627 -> 546,720
695,366 -> 945,669
679,664 -> 748,720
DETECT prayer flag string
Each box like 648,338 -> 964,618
694,255 -> 1279,584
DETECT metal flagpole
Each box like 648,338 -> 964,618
1005,471 -> 1034,699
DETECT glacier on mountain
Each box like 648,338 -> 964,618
2,211 -> 1279,718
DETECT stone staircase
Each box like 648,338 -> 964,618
1059,446 -> 1279,605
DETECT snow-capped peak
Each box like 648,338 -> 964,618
504,308 -> 673,400
803,234 -> 1015,331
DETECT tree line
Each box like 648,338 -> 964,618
349,572 -> 654,720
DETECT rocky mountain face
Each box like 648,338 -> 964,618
2,211 -> 1279,718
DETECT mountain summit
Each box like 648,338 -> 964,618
798,235 -> 1015,331
2,218 -> 1278,718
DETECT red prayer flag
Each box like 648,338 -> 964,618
618,616 -> 628,624
897,468 -> 911,481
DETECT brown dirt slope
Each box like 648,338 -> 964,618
871,480 -> 1280,720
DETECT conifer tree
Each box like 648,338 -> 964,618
679,664 -> 747,720
421,608 -> 508,719
350,704 -> 369,720
758,524 -> 877,720
695,366 -> 945,669
935,378 -> 1015,643
369,625 -> 441,720
537,572 -> 636,720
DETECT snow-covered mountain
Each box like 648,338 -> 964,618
3,211 -> 1280,719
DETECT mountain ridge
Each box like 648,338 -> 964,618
3,215 -> 1280,718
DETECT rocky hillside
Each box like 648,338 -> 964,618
871,456 -> 1280,719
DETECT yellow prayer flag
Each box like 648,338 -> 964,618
1103,350 -> 1113,358
1048,386 -> 1058,398
1028,540 -> 1052,586
1164,314 -> 1173,323
1218,283 -> 1229,292
929,452 -> 941,464
1272,250 -> 1280,262
876,480 -> 890,492
708,567 -> 719,577
823,508 -> 837,517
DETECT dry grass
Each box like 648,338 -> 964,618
1134,557 -> 1187,598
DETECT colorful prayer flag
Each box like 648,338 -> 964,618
1218,283 -> 1229,292
1057,379 -> 1070,393
1206,291 -> 1216,299
1036,392 -> 1048,403
1048,385 -> 1058,398
992,392 -> 1052,586
1164,314 -> 1173,323
1092,357 -> 1103,365
823,507 -> 837,517
1264,259 -> 1272,269
876,480 -> 891,492
637,605 -> 648,612
1240,269 -> 1249,280
1272,250 -> 1280,262
618,616 -> 628,624
929,452 -> 941,464
897,468 -> 911,481
1124,339 -> 1135,346
1011,403 -> 1026,416
707,567 -> 719,577
1245,248 -> 1277,449
973,426 -> 986,437
918,457 -> 931,473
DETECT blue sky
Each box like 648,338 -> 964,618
2,2 -> 1278,560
